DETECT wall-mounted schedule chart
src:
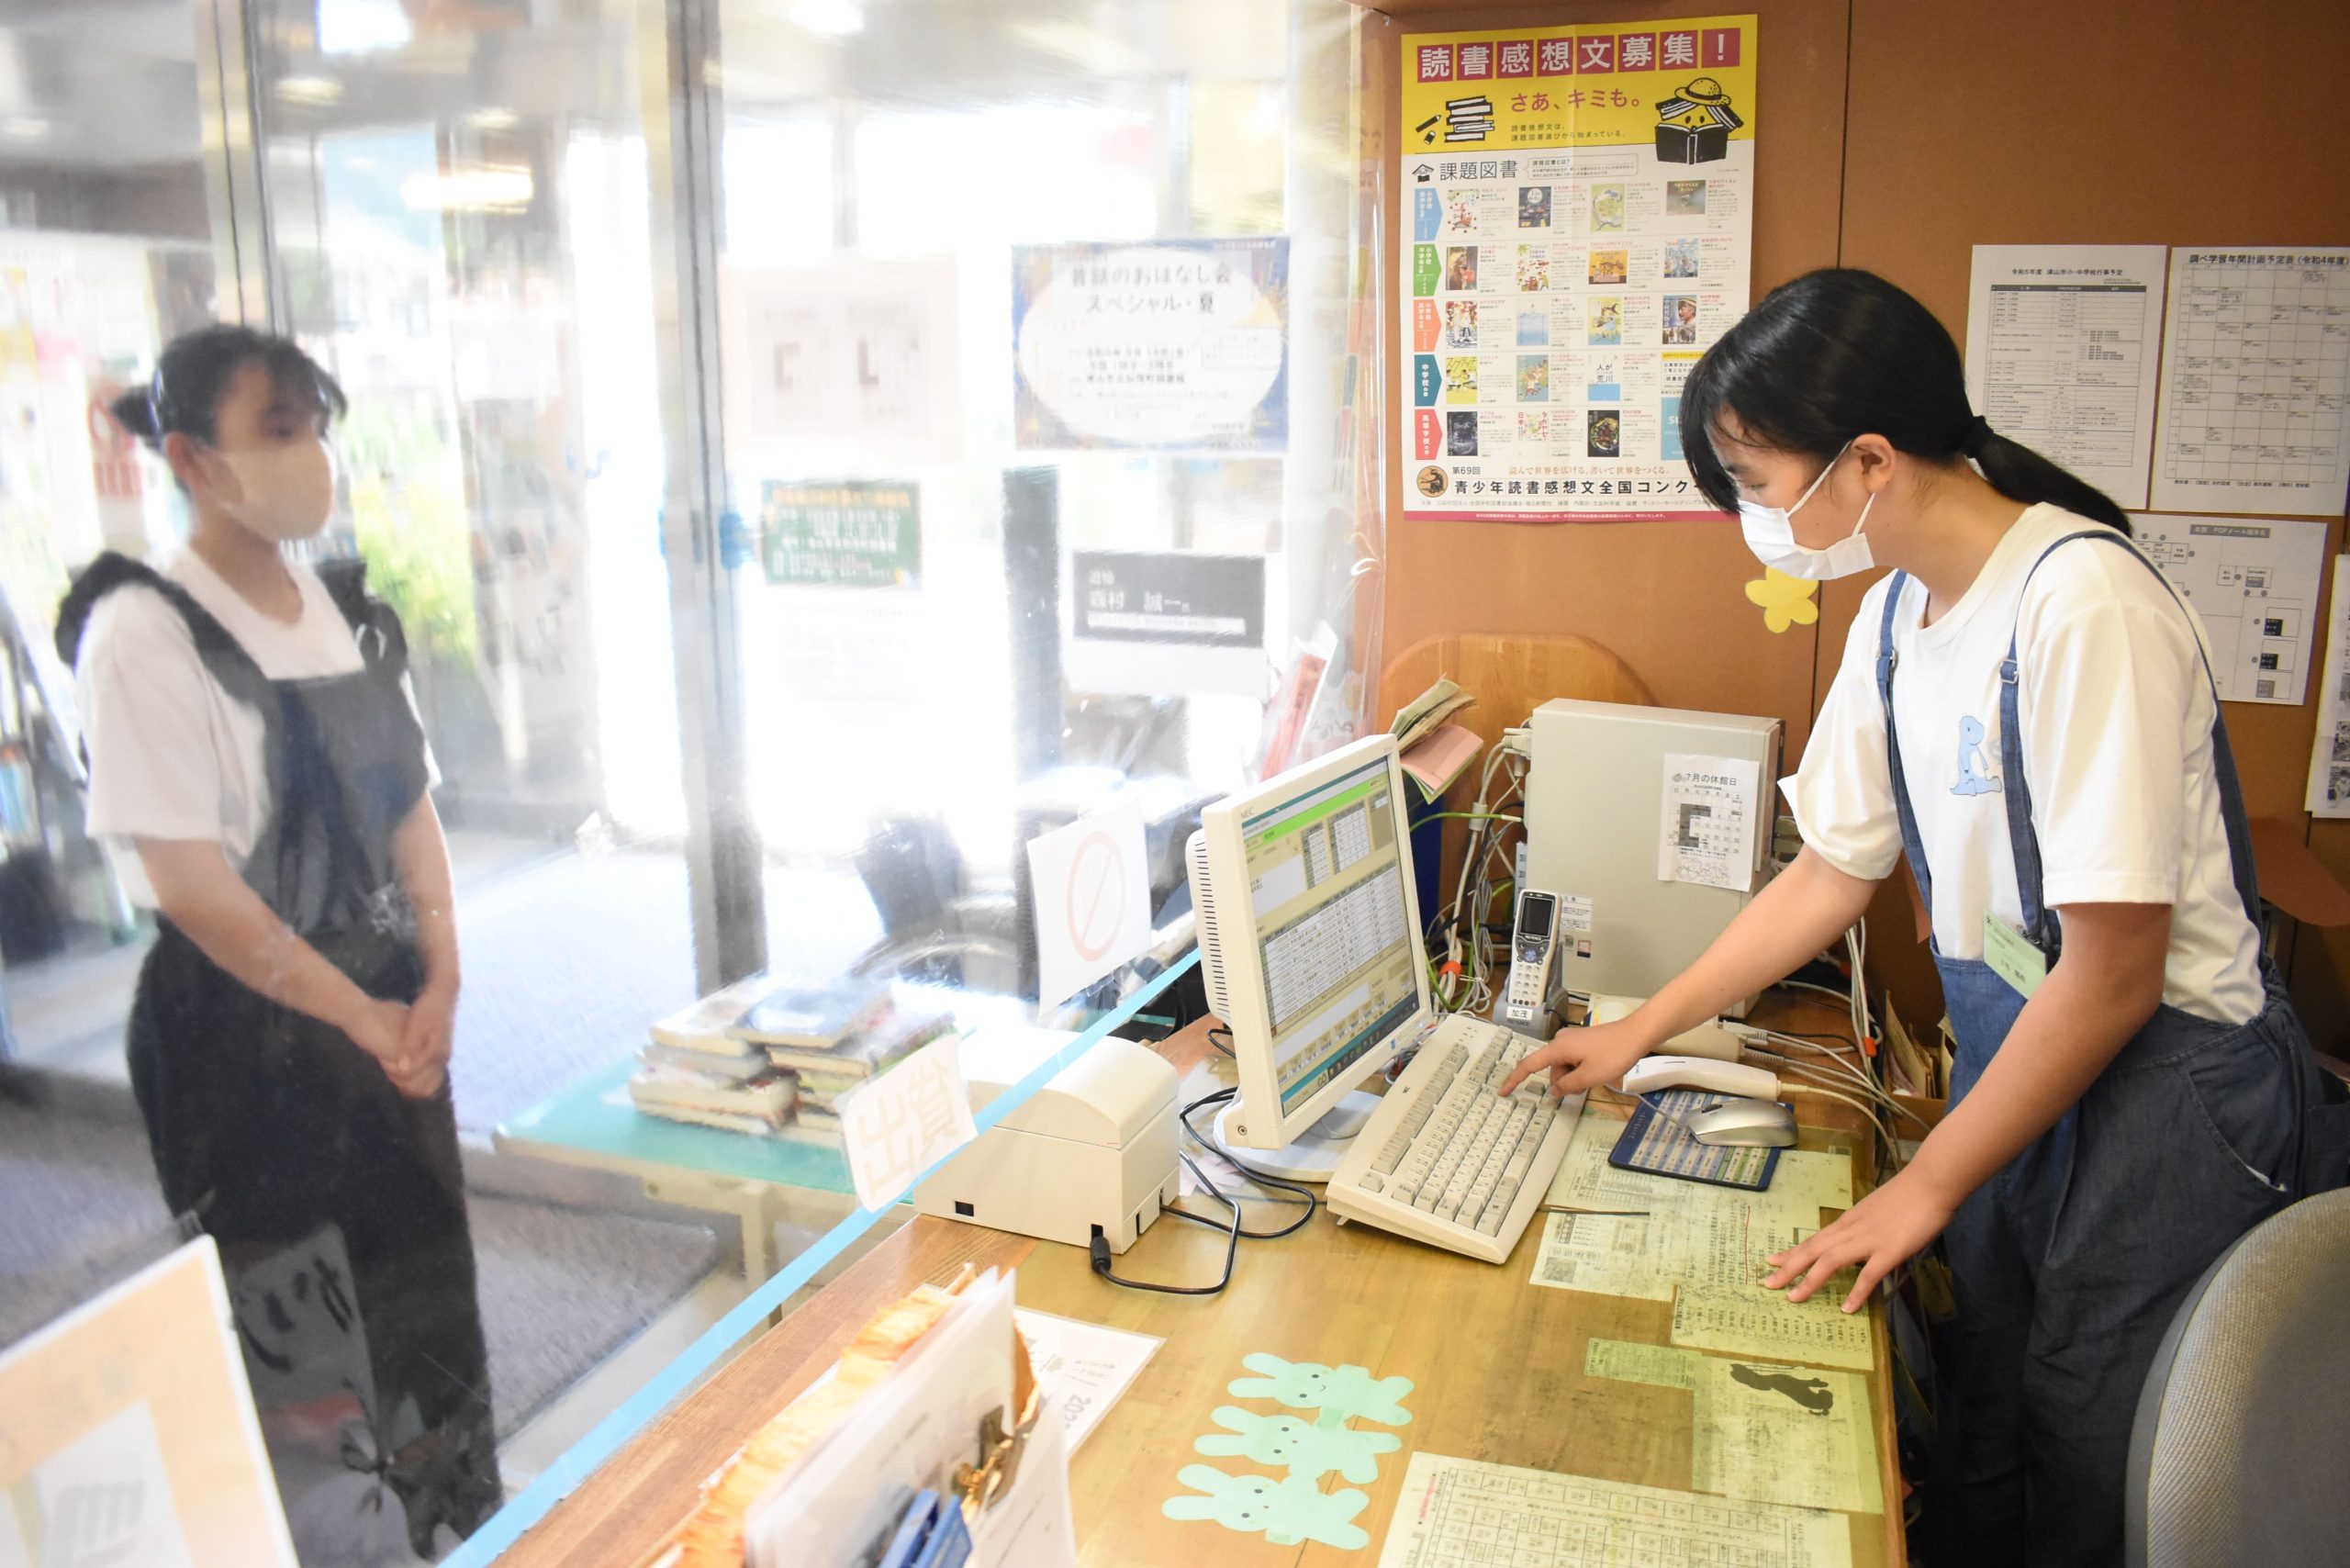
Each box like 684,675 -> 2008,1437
1964,246 -> 2165,510
2152,248 -> 2350,517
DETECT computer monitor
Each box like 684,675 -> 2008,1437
1185,734 -> 1431,1180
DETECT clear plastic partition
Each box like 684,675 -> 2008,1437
0,1 -> 1382,1562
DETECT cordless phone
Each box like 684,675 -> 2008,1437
1502,889 -> 1561,1034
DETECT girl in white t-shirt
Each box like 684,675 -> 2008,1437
1499,269 -> 2347,1565
58,325 -> 498,1551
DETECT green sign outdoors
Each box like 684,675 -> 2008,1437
759,481 -> 921,588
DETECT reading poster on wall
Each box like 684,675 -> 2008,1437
1399,17 -> 1756,522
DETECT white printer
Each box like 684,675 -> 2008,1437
912,1029 -> 1181,1255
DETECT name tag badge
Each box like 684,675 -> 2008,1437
1983,913 -> 2048,998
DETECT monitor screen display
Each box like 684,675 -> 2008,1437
1237,755 -> 1420,1112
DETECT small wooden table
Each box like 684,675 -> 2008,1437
500,1009 -> 1905,1566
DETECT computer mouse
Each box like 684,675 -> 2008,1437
1686,1097 -> 1796,1148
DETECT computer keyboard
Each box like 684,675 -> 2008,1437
1326,1013 -> 1585,1263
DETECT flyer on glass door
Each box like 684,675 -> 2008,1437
1398,17 -> 1757,522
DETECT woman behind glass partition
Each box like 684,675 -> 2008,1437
54,326 -> 499,1554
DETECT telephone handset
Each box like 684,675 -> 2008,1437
1501,889 -> 1560,1034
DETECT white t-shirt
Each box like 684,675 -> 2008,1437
74,550 -> 394,909
1785,503 -> 2265,1025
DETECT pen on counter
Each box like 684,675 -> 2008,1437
1539,1206 -> 1652,1217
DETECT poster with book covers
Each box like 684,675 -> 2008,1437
1399,17 -> 1757,521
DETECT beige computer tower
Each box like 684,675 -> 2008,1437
1525,699 -> 1783,1010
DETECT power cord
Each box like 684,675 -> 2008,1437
1088,1087 -> 1319,1294
1175,1088 -> 1319,1239
1089,1153 -> 1241,1294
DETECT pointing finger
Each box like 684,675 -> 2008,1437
1499,1046 -> 1562,1096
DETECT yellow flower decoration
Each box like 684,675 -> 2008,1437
1745,568 -> 1820,633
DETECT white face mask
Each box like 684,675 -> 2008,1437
1737,440 -> 1875,580
210,438 -> 337,543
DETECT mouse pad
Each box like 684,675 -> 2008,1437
1609,1088 -> 1785,1191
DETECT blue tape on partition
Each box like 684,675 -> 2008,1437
442,952 -> 1199,1567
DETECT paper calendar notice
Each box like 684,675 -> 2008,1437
2152,247 -> 2350,518
1375,1451 -> 1852,1568
1658,753 -> 1761,891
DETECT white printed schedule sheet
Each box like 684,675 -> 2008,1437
2128,514 -> 2330,705
2153,248 -> 2350,517
1964,245 -> 2166,510
1376,1452 -> 1852,1568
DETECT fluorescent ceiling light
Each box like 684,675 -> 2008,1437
789,0 -> 865,37
465,107 -> 521,130
1,116 -> 48,140
319,0 -> 413,55
401,165 -> 534,211
1011,20 -> 1142,76
275,76 -> 346,106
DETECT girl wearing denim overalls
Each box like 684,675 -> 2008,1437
1502,269 -> 2349,1564
59,326 -> 500,1555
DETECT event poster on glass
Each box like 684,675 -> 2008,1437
1013,238 -> 1290,454
1399,17 -> 1757,522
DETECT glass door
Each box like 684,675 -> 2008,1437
714,0 -> 1375,1002
0,0 -> 220,1066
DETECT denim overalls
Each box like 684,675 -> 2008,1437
1876,530 -> 2340,1567
57,554 -> 502,1554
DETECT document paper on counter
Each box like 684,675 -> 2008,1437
1013,1309 -> 1160,1453
1375,1451 -> 1852,1568
1585,1339 -> 1884,1516
1536,1105 -> 1873,1369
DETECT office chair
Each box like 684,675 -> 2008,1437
2125,1187 -> 2350,1566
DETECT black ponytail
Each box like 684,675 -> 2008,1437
1680,268 -> 2131,536
1970,429 -> 2130,535
109,386 -> 162,444
116,322 -> 347,455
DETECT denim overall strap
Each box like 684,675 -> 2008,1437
1874,572 -> 1937,914
1998,529 -> 2265,961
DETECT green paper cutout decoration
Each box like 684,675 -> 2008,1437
1226,1352 -> 1416,1427
1194,1406 -> 1402,1484
1161,1465 -> 1371,1550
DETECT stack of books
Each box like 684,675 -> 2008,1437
734,982 -> 958,1140
629,974 -> 802,1137
626,973 -> 960,1144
